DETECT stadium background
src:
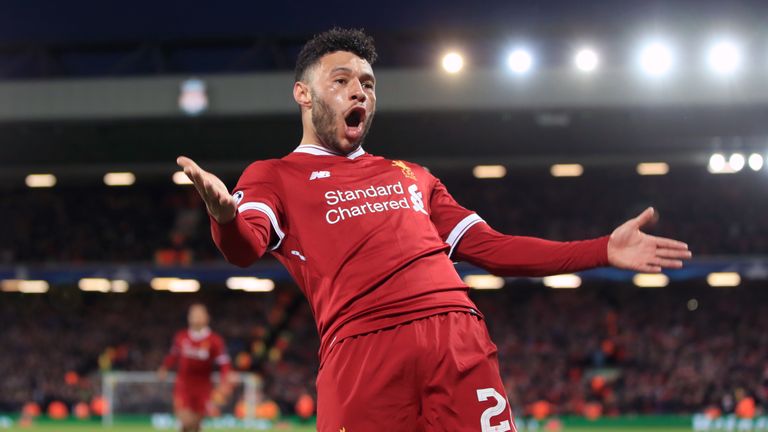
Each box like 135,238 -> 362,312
2,0 -> 768,430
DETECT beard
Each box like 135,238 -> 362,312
311,95 -> 341,152
311,91 -> 374,154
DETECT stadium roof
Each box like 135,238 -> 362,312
2,0 -> 768,78
2,0 -> 768,170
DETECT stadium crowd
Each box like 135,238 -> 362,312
1,165 -> 766,419
0,289 -> 313,416
475,286 -> 768,417
1,284 -> 766,418
1,167 -> 766,265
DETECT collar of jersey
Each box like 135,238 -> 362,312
188,327 -> 211,341
293,144 -> 365,160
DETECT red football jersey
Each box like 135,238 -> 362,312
212,144 -> 610,361
163,327 -> 230,385
214,145 -> 484,360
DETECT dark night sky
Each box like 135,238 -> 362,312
1,0 -> 766,44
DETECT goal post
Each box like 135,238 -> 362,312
101,371 -> 260,427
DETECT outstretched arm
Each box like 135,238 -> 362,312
453,224 -> 610,277
177,156 -> 237,224
176,156 -> 273,267
454,207 -> 691,277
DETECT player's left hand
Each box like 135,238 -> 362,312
607,207 -> 692,273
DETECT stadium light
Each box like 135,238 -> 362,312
104,172 -> 136,187
151,277 -> 200,292
633,273 -> 669,288
507,49 -> 533,74
543,274 -> 581,289
1,279 -> 49,293
168,279 -> 200,293
708,153 -> 744,174
463,275 -> 505,290
1,280 -> 21,292
19,280 -> 49,293
636,162 -> 669,176
707,41 -> 742,75
226,277 -> 275,292
473,165 -> 507,179
574,48 -> 599,73
706,272 -> 741,287
708,153 -> 727,173
441,52 -> 464,74
172,171 -> 193,185
729,153 -> 745,172
550,164 -> 583,177
79,278 -> 111,292
111,280 -> 129,293
150,278 -> 173,290
25,174 -> 56,188
748,153 -> 764,171
639,42 -> 673,76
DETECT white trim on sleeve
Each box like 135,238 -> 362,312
445,213 -> 485,258
238,202 -> 285,250
215,354 -> 231,365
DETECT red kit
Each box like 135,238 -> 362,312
162,328 -> 230,415
211,144 -> 608,430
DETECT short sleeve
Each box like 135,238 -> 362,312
428,176 -> 485,258
232,161 -> 286,250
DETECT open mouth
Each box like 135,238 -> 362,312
344,107 -> 366,129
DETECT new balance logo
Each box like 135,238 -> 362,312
309,171 -> 331,180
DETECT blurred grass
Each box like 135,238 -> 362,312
6,426 -> 318,432
5,425 -> 693,432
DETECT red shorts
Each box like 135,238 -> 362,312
316,311 -> 517,432
174,383 -> 212,416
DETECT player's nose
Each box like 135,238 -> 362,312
350,79 -> 366,103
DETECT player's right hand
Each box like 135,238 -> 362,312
176,156 -> 237,224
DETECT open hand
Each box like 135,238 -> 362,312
176,156 -> 237,224
607,207 -> 692,273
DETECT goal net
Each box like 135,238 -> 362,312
102,371 -> 262,429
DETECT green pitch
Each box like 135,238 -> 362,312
4,426 -> 693,432
1,415 -> 699,432
4,426 -> 316,432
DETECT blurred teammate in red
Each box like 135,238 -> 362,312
158,303 -> 231,432
177,29 -> 691,431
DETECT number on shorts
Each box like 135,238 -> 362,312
476,388 -> 512,432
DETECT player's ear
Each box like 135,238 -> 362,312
293,81 -> 312,109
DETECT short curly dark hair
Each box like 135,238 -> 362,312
294,28 -> 378,82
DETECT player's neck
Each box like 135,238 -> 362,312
299,125 -> 353,156
299,135 -> 341,155
188,326 -> 210,340
299,137 -> 364,158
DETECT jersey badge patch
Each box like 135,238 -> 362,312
392,160 -> 417,181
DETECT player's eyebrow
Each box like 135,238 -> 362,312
330,67 -> 353,75
330,67 -> 376,83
